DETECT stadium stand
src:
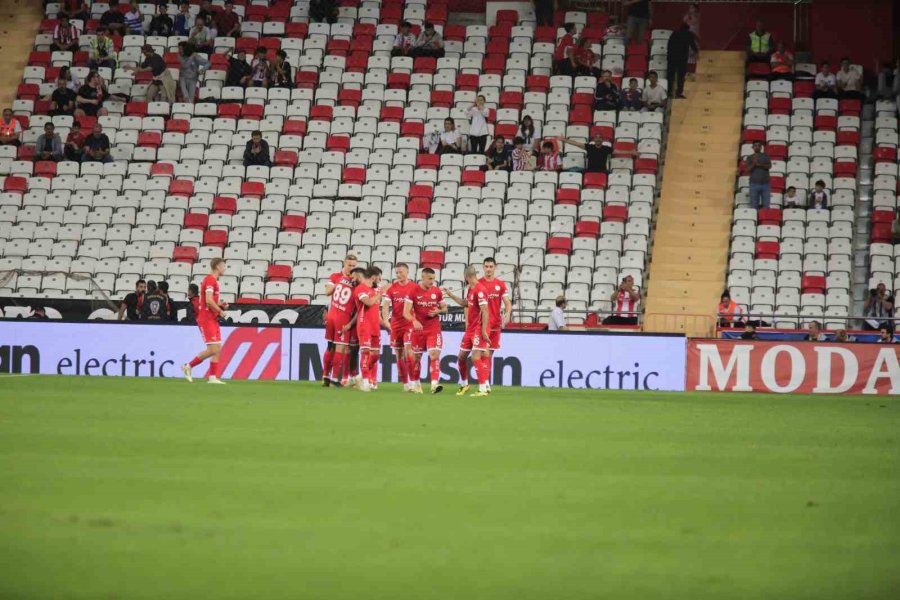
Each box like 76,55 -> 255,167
868,99 -> 899,302
0,1 -> 674,326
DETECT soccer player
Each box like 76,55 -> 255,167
442,266 -> 492,396
182,258 -> 228,384
381,263 -> 418,391
478,257 -> 512,391
349,266 -> 384,392
323,254 -> 357,387
403,267 -> 447,394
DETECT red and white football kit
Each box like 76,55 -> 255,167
384,280 -> 417,349
324,271 -> 356,345
478,276 -> 509,350
407,285 -> 444,353
354,284 -> 382,351
613,289 -> 639,317
460,282 -> 490,352
196,274 -> 221,344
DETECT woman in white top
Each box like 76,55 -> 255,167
467,95 -> 490,154
517,115 -> 541,154
438,117 -> 461,154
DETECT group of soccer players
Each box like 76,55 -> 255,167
179,255 -> 511,393
322,254 -> 511,396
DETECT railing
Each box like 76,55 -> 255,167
717,312 -> 898,330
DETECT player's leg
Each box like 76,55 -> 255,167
408,332 -> 424,393
368,336 -> 380,388
471,348 -> 490,396
394,343 -> 409,389
455,348 -> 471,396
485,329 -> 500,391
346,340 -> 360,385
357,345 -> 372,391
427,332 -> 443,394
323,318 -> 336,386
207,341 -> 225,383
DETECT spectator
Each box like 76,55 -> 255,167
814,62 -> 838,99
195,0 -> 215,23
740,324 -> 757,340
624,0 -> 650,45
392,21 -> 416,57
310,0 -> 338,24
81,122 -> 112,163
123,0 -> 144,35
34,123 -> 64,162
178,42 -> 209,104
141,280 -> 170,320
184,283 -> 200,324
51,13 -> 80,52
64,121 -> 84,161
215,0 -> 241,38
188,15 -> 214,54
836,57 -> 864,100
833,329 -> 853,343
62,0 -> 91,21
548,296 -> 568,331
225,49 -> 251,87
173,2 -> 191,36
620,77 -> 643,110
100,0 -> 127,36
243,130 -> 271,167
641,71 -> 667,112
88,28 -> 117,72
683,2 -> 700,78
148,2 -> 174,36
747,20 -> 772,63
75,71 -> 108,117
534,0 -> 553,28
805,320 -> 826,341
510,137 -> 532,171
808,180 -> 828,210
437,117 -> 461,154
595,70 -> 620,111
58,65 -> 81,91
553,23 -> 576,75
467,95 -> 490,154
158,281 -> 177,321
517,115 -> 541,154
769,41 -> 794,80
559,133 -> 613,174
864,283 -> 894,331
877,325 -> 897,344
0,109 -> 22,147
666,22 -> 697,99
893,212 -> 900,244
411,22 -> 444,58
129,45 -> 175,103
47,78 -> 76,116
117,279 -> 147,320
536,141 -> 562,171
744,141 -> 771,209
572,37 -> 601,77
717,290 -> 745,327
604,276 -> 640,325
247,47 -> 270,87
28,306 -> 49,320
269,49 -> 293,89
485,136 -> 510,171
783,186 -> 800,208
876,59 -> 899,101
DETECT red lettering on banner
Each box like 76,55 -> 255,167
687,340 -> 899,395
210,327 -> 283,380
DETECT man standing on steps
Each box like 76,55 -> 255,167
744,141 -> 771,210
667,22 -> 697,99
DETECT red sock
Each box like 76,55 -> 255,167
484,354 -> 492,383
429,356 -> 440,383
331,351 -> 345,381
475,355 -> 489,384
408,354 -> 420,383
458,356 -> 468,384
341,352 -> 351,381
368,352 -> 379,384
323,349 -> 334,379
189,356 -> 203,368
209,361 -> 220,379
396,351 -> 408,383
360,349 -> 371,381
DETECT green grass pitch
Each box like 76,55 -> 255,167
1,376 -> 898,600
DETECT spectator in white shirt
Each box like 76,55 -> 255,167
467,95 -> 490,154
548,296 -> 568,331
814,62 -> 838,99
437,117 -> 461,154
836,57 -> 864,100
392,20 -> 416,57
517,115 -> 541,154
641,70 -> 667,112
536,141 -> 562,171
411,21 -> 444,58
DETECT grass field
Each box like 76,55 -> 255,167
0,376 -> 898,600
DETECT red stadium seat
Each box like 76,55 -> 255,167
33,161 -> 56,178
603,205 -> 627,222
546,236 -> 573,255
203,230 -> 228,249
400,121 -> 424,138
416,153 -> 440,169
310,105 -> 333,121
266,265 -> 292,282
173,246 -> 198,263
873,146 -> 897,163
801,275 -> 826,294
420,250 -> 445,269
184,213 -> 209,229
499,91 -> 523,109
326,135 -> 350,152
240,181 -> 265,198
283,120 -> 307,135
137,131 -> 161,147
406,198 -> 431,218
273,150 -> 298,167
461,170 -> 485,187
169,179 -> 194,196
338,88 -> 361,108
755,241 -> 780,260
165,118 -> 189,133
281,214 -> 307,232
757,208 -> 782,226
387,73 -> 410,90
555,188 -> 580,205
583,173 -> 608,189
150,162 -> 174,177
342,167 -> 366,184
213,196 -> 237,215
574,220 -> 600,238
409,184 -> 433,199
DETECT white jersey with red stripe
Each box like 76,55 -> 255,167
613,289 -> 640,316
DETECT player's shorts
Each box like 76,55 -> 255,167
486,327 -> 501,350
410,329 -> 442,354
197,317 -> 221,345
460,330 -> 489,352
325,311 -> 353,345
389,326 -> 412,349
358,331 -> 381,351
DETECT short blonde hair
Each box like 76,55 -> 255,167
210,257 -> 225,270
345,254 -> 358,262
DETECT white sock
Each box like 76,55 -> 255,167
479,384 -> 487,392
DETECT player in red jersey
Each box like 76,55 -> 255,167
442,265 -> 492,396
403,267 -> 447,394
348,266 -> 384,392
182,258 -> 229,384
323,254 -> 357,387
380,263 -> 418,392
478,257 -> 512,392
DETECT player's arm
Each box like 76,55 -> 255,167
205,290 -> 225,317
359,293 -> 381,307
441,287 -> 467,306
343,311 -> 358,331
380,296 -> 392,329
480,303 -> 490,339
502,293 -> 512,327
324,279 -> 336,296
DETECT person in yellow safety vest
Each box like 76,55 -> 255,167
748,20 -> 772,63
717,290 -> 746,327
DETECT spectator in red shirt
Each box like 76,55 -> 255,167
64,120 -> 85,161
215,0 -> 241,38
572,37 -> 601,77
553,23 -> 577,76
769,41 -> 794,80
